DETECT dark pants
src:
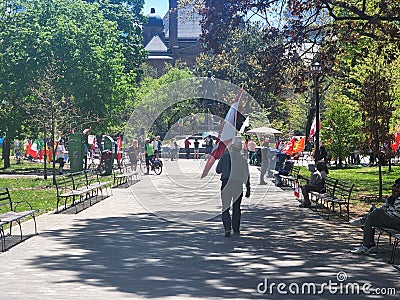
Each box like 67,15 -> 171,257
221,179 -> 243,233
185,148 -> 190,159
56,157 -> 65,168
249,151 -> 255,164
301,184 -> 321,207
363,208 -> 400,247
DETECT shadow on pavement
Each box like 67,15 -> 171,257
28,204 -> 400,299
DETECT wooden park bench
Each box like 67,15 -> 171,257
0,187 -> 38,251
310,177 -> 338,214
279,165 -> 301,188
113,164 -> 139,187
323,179 -> 354,221
55,170 -> 112,213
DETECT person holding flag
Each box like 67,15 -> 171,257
201,88 -> 246,179
216,137 -> 250,237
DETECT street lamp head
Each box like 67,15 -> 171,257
312,61 -> 322,73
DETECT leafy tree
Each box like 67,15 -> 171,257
357,63 -> 396,198
322,93 -> 362,167
0,0 -> 32,168
83,0 -> 146,82
29,60 -> 91,183
0,0 -> 144,168
195,0 -> 400,95
195,25 -> 286,119
130,65 -> 195,136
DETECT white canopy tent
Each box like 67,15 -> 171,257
246,127 -> 282,136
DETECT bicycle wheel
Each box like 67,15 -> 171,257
153,163 -> 162,175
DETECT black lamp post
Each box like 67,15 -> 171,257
312,60 -> 322,153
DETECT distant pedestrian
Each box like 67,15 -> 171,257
184,137 -> 191,159
193,138 -> 200,160
56,139 -> 68,174
204,135 -> 213,159
144,139 -> 154,174
248,138 -> 257,165
259,139 -> 269,185
128,138 -> 139,171
216,137 -> 250,237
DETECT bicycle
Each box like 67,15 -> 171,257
141,155 -> 163,175
88,150 -> 113,175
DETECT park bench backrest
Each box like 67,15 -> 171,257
85,170 -> 98,186
324,177 -> 338,195
55,175 -> 74,196
290,166 -> 300,177
0,187 -> 13,211
335,180 -> 354,202
71,172 -> 88,190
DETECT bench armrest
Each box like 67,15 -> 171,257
13,200 -> 34,211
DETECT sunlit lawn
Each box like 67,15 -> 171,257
0,158 -> 113,214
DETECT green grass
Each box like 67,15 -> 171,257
299,164 -> 400,200
0,158 -> 114,214
0,157 -> 45,174
0,177 -> 57,214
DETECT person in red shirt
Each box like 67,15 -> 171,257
184,137 -> 192,159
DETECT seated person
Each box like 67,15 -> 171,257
350,178 -> 400,254
299,162 -> 325,208
273,159 -> 293,187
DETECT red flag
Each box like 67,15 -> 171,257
292,137 -> 306,153
201,88 -> 245,178
282,137 -> 297,156
391,131 -> 400,153
308,115 -> 321,142
116,136 -> 123,160
26,141 -> 39,159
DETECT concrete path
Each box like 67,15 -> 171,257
0,159 -> 399,299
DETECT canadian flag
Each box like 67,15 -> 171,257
308,115 -> 321,142
294,180 -> 300,198
201,88 -> 246,178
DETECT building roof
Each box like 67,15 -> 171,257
147,8 -> 163,27
164,5 -> 202,40
144,35 -> 168,53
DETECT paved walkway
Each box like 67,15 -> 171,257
0,159 -> 399,299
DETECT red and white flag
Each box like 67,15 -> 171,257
83,127 -> 91,135
294,180 -> 300,198
308,115 -> 321,142
201,88 -> 245,178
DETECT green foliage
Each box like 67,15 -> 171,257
130,65 -> 196,135
195,25 -> 286,120
0,0 -> 146,146
322,92 -> 362,165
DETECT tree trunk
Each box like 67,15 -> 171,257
51,116 -> 57,186
3,137 -> 11,169
43,126 -> 48,180
378,164 -> 382,199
